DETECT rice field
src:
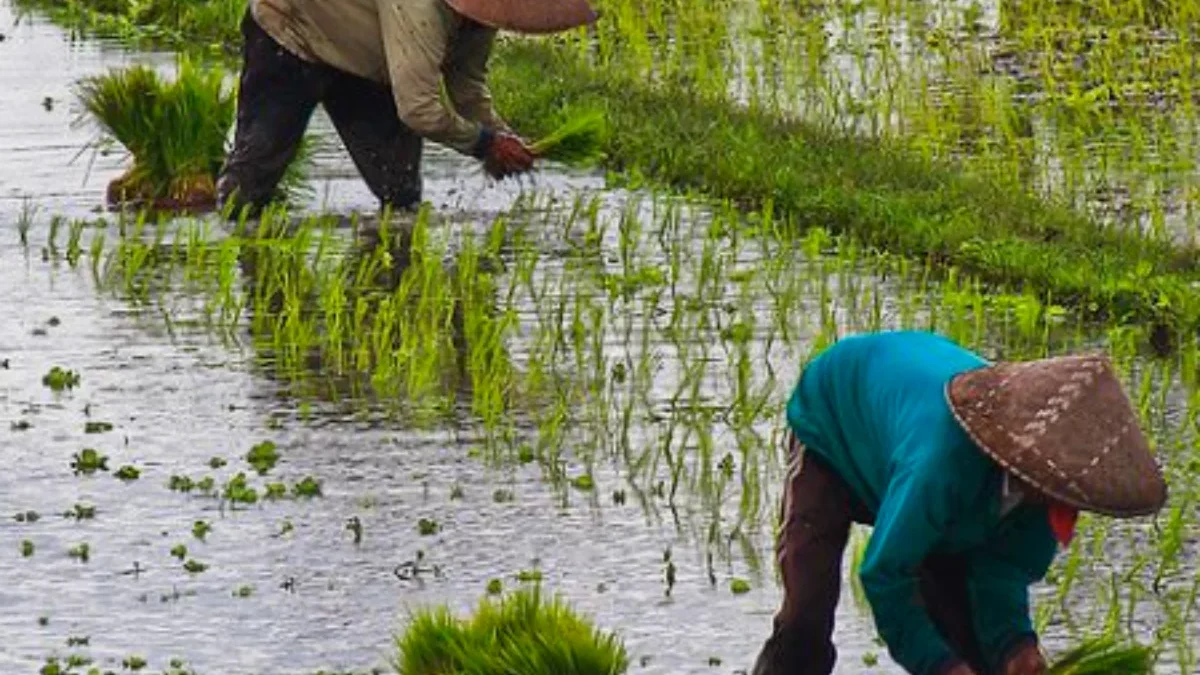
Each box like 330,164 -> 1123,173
2,0 -> 1200,674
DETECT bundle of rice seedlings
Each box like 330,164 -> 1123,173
76,56 -> 315,212
529,109 -> 607,167
1047,636 -> 1155,674
77,56 -> 234,211
394,585 -> 628,675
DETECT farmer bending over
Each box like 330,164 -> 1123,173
217,0 -> 596,216
751,330 -> 1167,675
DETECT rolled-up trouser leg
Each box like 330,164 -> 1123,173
919,554 -> 991,675
322,72 -> 424,212
752,433 -> 853,675
217,9 -> 326,219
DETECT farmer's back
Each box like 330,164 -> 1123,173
786,331 -> 989,517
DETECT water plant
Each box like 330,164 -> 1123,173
293,476 -> 321,498
730,579 -> 751,595
393,586 -> 629,675
67,543 -> 90,562
64,503 -> 96,520
42,366 -> 80,391
182,559 -> 207,574
21,540 -> 34,557
71,448 -> 108,474
416,518 -> 439,536
84,421 -> 113,433
170,544 -> 187,560
115,464 -> 141,481
191,520 -> 211,541
245,440 -> 280,474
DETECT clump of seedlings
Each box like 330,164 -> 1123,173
293,476 -> 322,498
64,503 -> 96,520
182,559 -> 208,574
394,585 -> 628,675
42,366 -> 80,391
115,464 -> 141,481
67,543 -> 90,563
1048,637 -> 1155,674
83,421 -> 113,434
71,448 -> 109,474
245,440 -> 280,475
75,57 -> 312,213
530,109 -> 607,167
191,520 -> 212,541
76,58 -> 231,212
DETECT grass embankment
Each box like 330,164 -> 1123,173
15,0 -> 1200,335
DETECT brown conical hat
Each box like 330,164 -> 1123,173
443,0 -> 597,34
946,353 -> 1167,517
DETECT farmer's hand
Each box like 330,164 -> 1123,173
1003,642 -> 1048,675
483,132 -> 534,180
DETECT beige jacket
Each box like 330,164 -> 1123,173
251,0 -> 510,154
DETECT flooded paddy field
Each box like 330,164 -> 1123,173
3,1 -> 1200,675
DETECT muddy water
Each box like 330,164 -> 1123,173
0,4 -> 904,674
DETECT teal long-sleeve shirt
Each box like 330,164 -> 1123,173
786,331 -> 1059,675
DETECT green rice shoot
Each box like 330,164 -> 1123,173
393,585 -> 628,675
1047,636 -> 1155,675
530,110 -> 607,167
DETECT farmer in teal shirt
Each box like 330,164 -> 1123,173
751,331 -> 1167,675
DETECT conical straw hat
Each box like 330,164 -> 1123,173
946,353 -> 1168,517
443,0 -> 597,34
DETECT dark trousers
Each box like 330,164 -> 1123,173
752,436 -> 990,675
217,10 -> 423,217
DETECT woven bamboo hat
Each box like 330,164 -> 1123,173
443,0 -> 598,34
946,353 -> 1168,517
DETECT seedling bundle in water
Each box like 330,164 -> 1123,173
394,586 -> 628,675
1047,637 -> 1154,674
76,57 -> 314,212
76,58 -> 233,211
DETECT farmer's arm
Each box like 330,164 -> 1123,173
443,25 -> 512,134
964,505 -> 1058,672
861,459 -> 967,675
378,0 -> 492,157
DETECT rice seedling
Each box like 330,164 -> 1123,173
76,57 -> 233,212
1047,636 -> 1155,674
245,440 -> 279,474
170,544 -> 187,560
71,448 -> 108,474
191,520 -> 211,541
67,543 -> 90,562
530,110 -> 607,167
293,476 -> 322,498
74,56 -> 314,214
83,421 -> 113,433
182,559 -> 208,574
114,465 -> 141,481
21,540 -> 35,557
42,366 -> 80,391
393,586 -> 629,675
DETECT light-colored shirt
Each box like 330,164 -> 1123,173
251,0 -> 510,154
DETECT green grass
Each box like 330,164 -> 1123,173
393,586 -> 628,675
